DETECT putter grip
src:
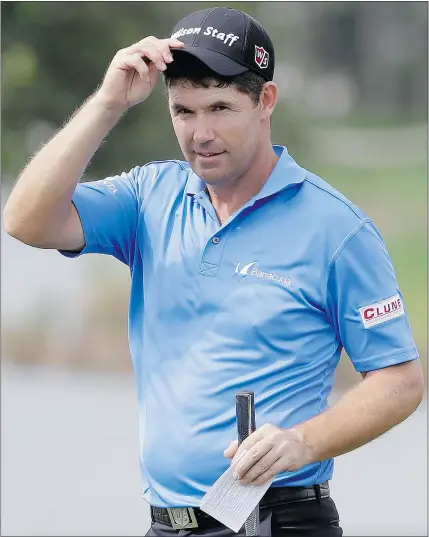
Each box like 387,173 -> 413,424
236,391 -> 256,445
236,392 -> 260,536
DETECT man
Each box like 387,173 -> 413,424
4,6 -> 424,537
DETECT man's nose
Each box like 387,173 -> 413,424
193,115 -> 215,145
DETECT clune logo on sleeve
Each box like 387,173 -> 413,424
359,294 -> 405,329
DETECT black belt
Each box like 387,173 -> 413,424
150,482 -> 330,530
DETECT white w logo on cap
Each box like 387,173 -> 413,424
254,45 -> 269,69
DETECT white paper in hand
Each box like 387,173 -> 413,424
200,450 -> 274,533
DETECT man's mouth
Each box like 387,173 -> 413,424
195,151 -> 225,158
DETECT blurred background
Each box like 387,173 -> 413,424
1,2 -> 427,535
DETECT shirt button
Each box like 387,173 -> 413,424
212,237 -> 220,244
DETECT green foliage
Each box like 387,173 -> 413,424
1,2 -> 271,180
4,2 -> 426,181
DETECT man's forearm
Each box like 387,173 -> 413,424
3,95 -> 124,243
294,361 -> 424,465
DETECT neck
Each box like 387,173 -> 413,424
207,142 -> 278,224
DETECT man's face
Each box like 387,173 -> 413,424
168,80 -> 264,185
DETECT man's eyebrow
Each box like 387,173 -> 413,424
170,100 -> 235,112
209,100 -> 234,109
170,102 -> 191,112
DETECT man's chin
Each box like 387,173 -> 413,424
191,164 -> 227,184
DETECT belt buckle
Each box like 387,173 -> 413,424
166,507 -> 199,529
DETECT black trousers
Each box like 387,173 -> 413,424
145,497 -> 343,536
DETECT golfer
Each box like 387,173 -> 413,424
4,7 -> 424,537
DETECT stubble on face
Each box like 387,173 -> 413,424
168,82 -> 261,186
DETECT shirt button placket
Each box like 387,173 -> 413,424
198,234 -> 225,277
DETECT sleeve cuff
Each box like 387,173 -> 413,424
353,347 -> 420,373
58,191 -> 97,258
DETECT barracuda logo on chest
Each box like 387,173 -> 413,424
235,262 -> 291,286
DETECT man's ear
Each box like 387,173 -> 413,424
260,82 -> 278,120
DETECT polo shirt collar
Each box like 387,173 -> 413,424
185,171 -> 206,197
185,145 -> 306,199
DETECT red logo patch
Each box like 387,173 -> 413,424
254,46 -> 269,69
359,294 -> 405,329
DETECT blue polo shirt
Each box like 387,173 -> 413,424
61,145 -> 418,508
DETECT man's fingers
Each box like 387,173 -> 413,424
224,440 -> 239,458
112,35 -> 186,92
237,447 -> 281,484
231,428 -> 264,465
128,37 -> 185,66
140,43 -> 167,71
147,37 -> 185,63
164,37 -> 186,50
252,458 -> 285,486
233,439 -> 274,478
117,53 -> 149,80
123,41 -> 166,71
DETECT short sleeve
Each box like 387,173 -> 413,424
59,168 -> 141,265
325,220 -> 419,372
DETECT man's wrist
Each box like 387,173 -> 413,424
88,92 -> 128,119
289,424 -> 317,466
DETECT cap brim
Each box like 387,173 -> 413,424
172,47 -> 249,77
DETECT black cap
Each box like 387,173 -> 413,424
169,7 -> 275,82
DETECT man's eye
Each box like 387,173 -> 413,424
177,108 -> 192,115
213,106 -> 228,112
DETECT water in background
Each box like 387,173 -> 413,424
1,362 -> 427,536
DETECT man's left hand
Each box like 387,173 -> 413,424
223,423 -> 312,485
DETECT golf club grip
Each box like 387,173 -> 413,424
236,392 -> 259,536
236,391 -> 256,445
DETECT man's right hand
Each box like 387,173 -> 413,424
95,36 -> 185,111
4,36 -> 186,250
